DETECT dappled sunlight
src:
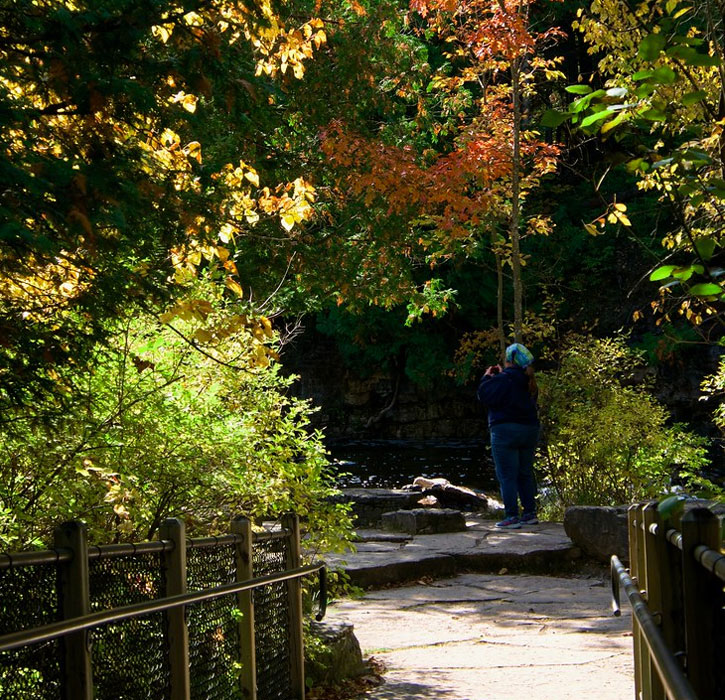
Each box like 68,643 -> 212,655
328,572 -> 633,699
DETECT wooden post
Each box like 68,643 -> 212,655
54,520 -> 93,700
627,505 -> 643,700
282,513 -> 305,700
160,518 -> 191,700
681,507 -> 721,699
642,502 -> 665,700
232,516 -> 257,700
652,503 -> 685,660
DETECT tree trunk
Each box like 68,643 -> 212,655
492,230 -> 507,360
510,58 -> 524,343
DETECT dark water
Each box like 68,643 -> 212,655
327,439 -> 497,491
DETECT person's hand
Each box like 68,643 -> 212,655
484,364 -> 502,377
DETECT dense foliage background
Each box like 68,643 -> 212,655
2,0 -> 725,548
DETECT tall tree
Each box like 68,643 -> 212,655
407,0 -> 564,344
0,0 -> 326,409
553,0 -> 725,337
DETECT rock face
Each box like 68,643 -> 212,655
283,329 -> 484,439
564,506 -> 629,564
306,620 -> 367,686
381,508 -> 467,535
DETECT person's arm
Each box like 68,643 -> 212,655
477,366 -> 508,407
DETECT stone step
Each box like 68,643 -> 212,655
326,516 -> 582,589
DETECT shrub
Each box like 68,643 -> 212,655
537,335 -> 708,517
0,308 -> 352,552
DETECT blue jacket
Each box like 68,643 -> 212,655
477,367 -> 539,427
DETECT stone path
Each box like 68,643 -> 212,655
323,517 -> 634,699
327,572 -> 633,700
326,515 -> 582,588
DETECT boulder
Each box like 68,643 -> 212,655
564,506 -> 629,564
306,620 -> 367,686
412,477 -> 488,511
331,488 -> 422,527
381,508 -> 467,535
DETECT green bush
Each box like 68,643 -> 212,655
0,307 -> 352,553
537,335 -> 709,517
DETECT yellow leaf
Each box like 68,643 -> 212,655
194,328 -> 213,343
281,213 -> 296,231
245,170 -> 260,187
182,94 -> 198,113
225,277 -> 244,297
183,11 -> 203,26
185,141 -> 202,163
152,24 -> 172,43
614,202 -> 627,212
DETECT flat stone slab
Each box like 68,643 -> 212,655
327,515 -> 581,588
326,573 -> 633,699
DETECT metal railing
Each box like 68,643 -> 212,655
611,503 -> 725,700
0,514 -> 327,700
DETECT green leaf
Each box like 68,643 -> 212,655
650,265 -> 676,281
581,109 -> 614,127
570,89 -> 605,113
632,70 -> 654,81
635,83 -> 656,99
638,34 -> 667,61
627,158 -> 650,173
651,66 -> 677,84
641,107 -> 667,121
695,238 -> 716,261
657,495 -> 685,520
666,45 -> 720,67
689,283 -> 722,296
672,266 -> 695,281
600,110 -> 631,134
565,85 -> 593,95
540,109 -> 569,128
681,90 -> 708,106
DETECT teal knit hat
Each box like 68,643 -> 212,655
505,343 -> 534,368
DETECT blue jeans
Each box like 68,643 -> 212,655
489,422 -> 539,518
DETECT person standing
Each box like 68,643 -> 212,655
477,343 -> 540,529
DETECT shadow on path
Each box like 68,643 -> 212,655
366,680 -> 462,700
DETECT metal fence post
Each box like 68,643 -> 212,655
232,516 -> 257,700
681,507 -> 721,699
54,520 -> 93,700
160,518 -> 191,700
282,513 -> 305,699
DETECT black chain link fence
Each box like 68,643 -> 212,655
0,526 -> 298,700
253,536 -> 292,700
187,543 -> 242,700
0,559 -> 62,700
89,550 -> 171,699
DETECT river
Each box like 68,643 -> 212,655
327,439 -> 497,491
